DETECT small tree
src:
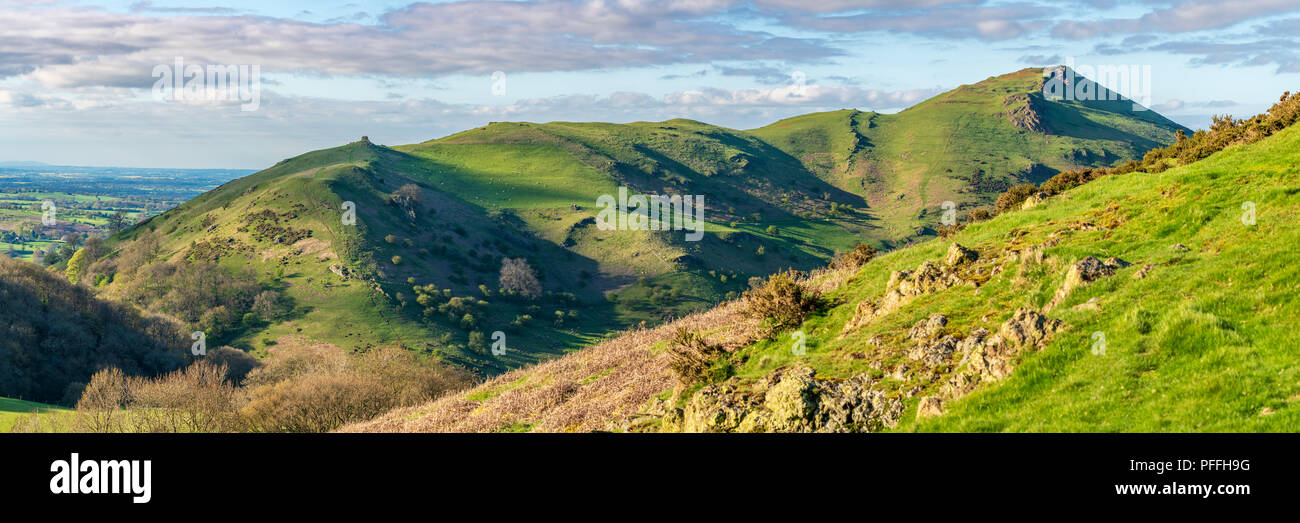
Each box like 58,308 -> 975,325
252,290 -> 288,321
65,246 -> 91,284
107,210 -> 130,234
499,257 -> 541,298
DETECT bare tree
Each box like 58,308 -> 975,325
391,184 -> 422,220
499,257 -> 541,298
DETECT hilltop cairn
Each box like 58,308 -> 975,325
841,243 -> 980,336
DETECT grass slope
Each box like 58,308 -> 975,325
98,67 -> 1185,380
350,120 -> 1298,433
751,68 -> 1188,244
0,397 -> 71,432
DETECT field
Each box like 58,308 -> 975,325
0,166 -> 248,261
0,397 -> 71,433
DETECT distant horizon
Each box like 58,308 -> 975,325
0,100 -> 1215,171
4,0 -> 1294,170
0,161 -> 257,172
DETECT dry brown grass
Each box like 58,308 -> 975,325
341,299 -> 763,433
342,266 -> 859,433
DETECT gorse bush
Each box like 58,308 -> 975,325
994,184 -> 1039,214
833,242 -> 877,270
667,328 -> 726,385
742,269 -> 822,336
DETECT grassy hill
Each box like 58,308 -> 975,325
750,67 -> 1187,242
86,67 -> 1185,380
347,102 -> 1298,433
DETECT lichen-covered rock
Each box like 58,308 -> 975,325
944,243 -> 979,267
998,308 -> 1063,349
681,383 -> 756,433
908,313 -> 948,341
843,257 -> 975,337
899,261 -> 966,295
840,300 -> 879,335
917,397 -> 944,419
1021,192 -> 1048,210
1047,256 -> 1129,310
964,308 -> 1062,383
682,365 -> 902,433
956,328 -> 990,360
908,336 -> 958,366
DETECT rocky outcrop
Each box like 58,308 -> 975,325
917,397 -> 944,419
1000,93 -> 1048,133
944,242 -> 979,267
1046,256 -> 1129,310
906,314 -> 959,366
680,365 -> 903,433
842,245 -> 980,336
908,313 -> 948,340
1021,191 -> 1049,210
949,308 -> 1063,394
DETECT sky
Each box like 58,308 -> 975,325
1,0 -> 1298,169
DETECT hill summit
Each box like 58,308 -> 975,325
84,67 -> 1187,380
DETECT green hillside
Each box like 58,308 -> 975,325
85,67 -> 1185,381
0,397 -> 71,432
750,68 -> 1188,243
348,98 -> 1298,433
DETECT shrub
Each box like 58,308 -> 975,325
667,328 -> 726,385
834,242 -> 877,270
937,223 -> 965,238
742,269 -> 822,335
994,184 -> 1038,214
64,246 -> 91,284
205,346 -> 262,383
74,361 -> 245,433
240,346 -> 469,433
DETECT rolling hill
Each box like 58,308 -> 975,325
347,95 -> 1300,432
85,67 -> 1186,379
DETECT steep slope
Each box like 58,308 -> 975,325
348,116 -> 1299,433
90,67 -> 1186,380
750,67 -> 1188,243
98,139 -> 623,373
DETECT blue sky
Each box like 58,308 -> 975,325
1,0 -> 1298,168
